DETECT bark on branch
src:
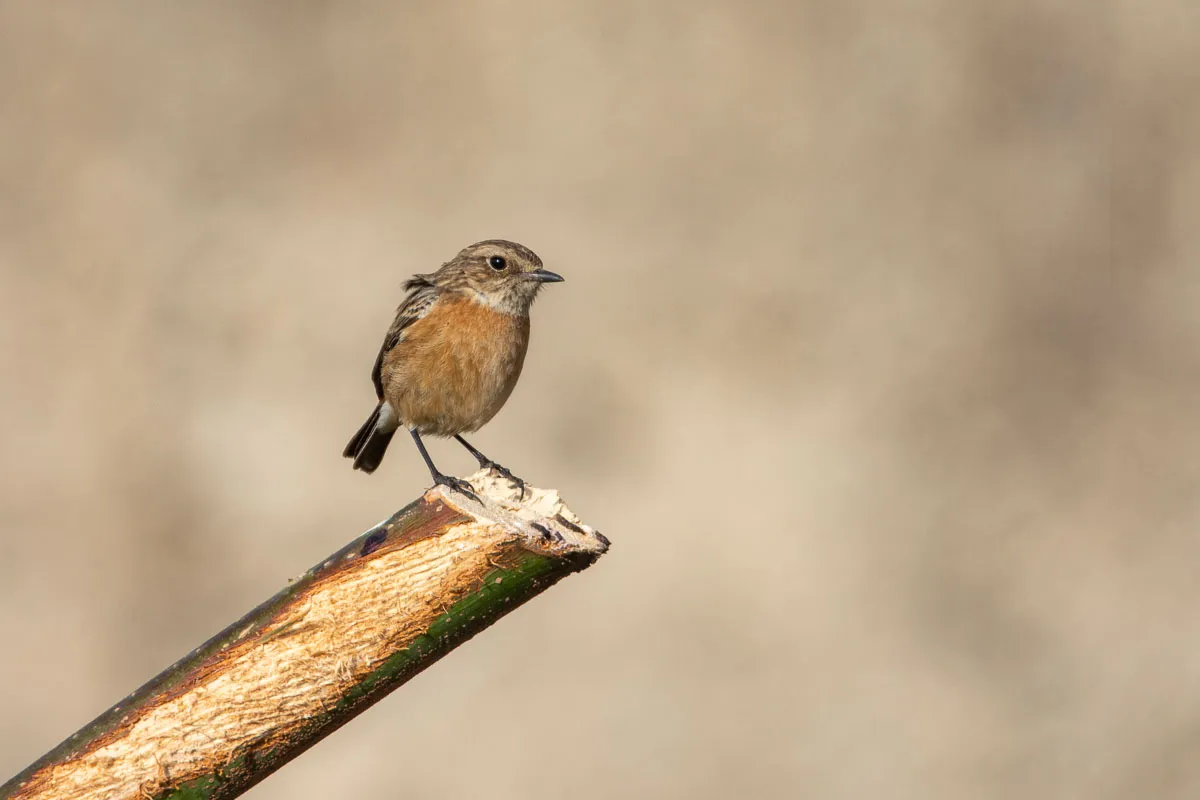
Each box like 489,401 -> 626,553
1,472 -> 608,800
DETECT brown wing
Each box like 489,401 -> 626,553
371,275 -> 439,398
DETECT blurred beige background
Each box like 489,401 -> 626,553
0,2 -> 1196,798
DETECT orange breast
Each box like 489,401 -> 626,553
380,297 -> 531,436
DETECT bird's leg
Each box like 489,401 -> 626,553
454,435 -> 524,499
410,429 -> 478,500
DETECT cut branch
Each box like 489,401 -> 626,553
1,471 -> 608,800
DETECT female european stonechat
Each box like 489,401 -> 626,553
343,239 -> 563,497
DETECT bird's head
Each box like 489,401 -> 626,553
437,240 -> 563,315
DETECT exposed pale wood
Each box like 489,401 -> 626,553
0,472 -> 607,800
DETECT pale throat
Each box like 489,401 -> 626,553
466,286 -> 531,317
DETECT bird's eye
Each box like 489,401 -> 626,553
489,255 -> 507,270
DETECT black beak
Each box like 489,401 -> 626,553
527,268 -> 564,283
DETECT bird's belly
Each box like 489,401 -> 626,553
385,309 -> 529,436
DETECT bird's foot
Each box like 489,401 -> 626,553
479,460 -> 524,500
433,473 -> 479,502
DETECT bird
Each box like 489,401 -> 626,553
343,239 -> 563,498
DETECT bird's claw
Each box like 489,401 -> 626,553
434,474 -> 479,502
481,460 -> 525,500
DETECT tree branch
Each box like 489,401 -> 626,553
1,472 -> 608,800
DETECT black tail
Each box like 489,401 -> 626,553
343,404 -> 396,473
